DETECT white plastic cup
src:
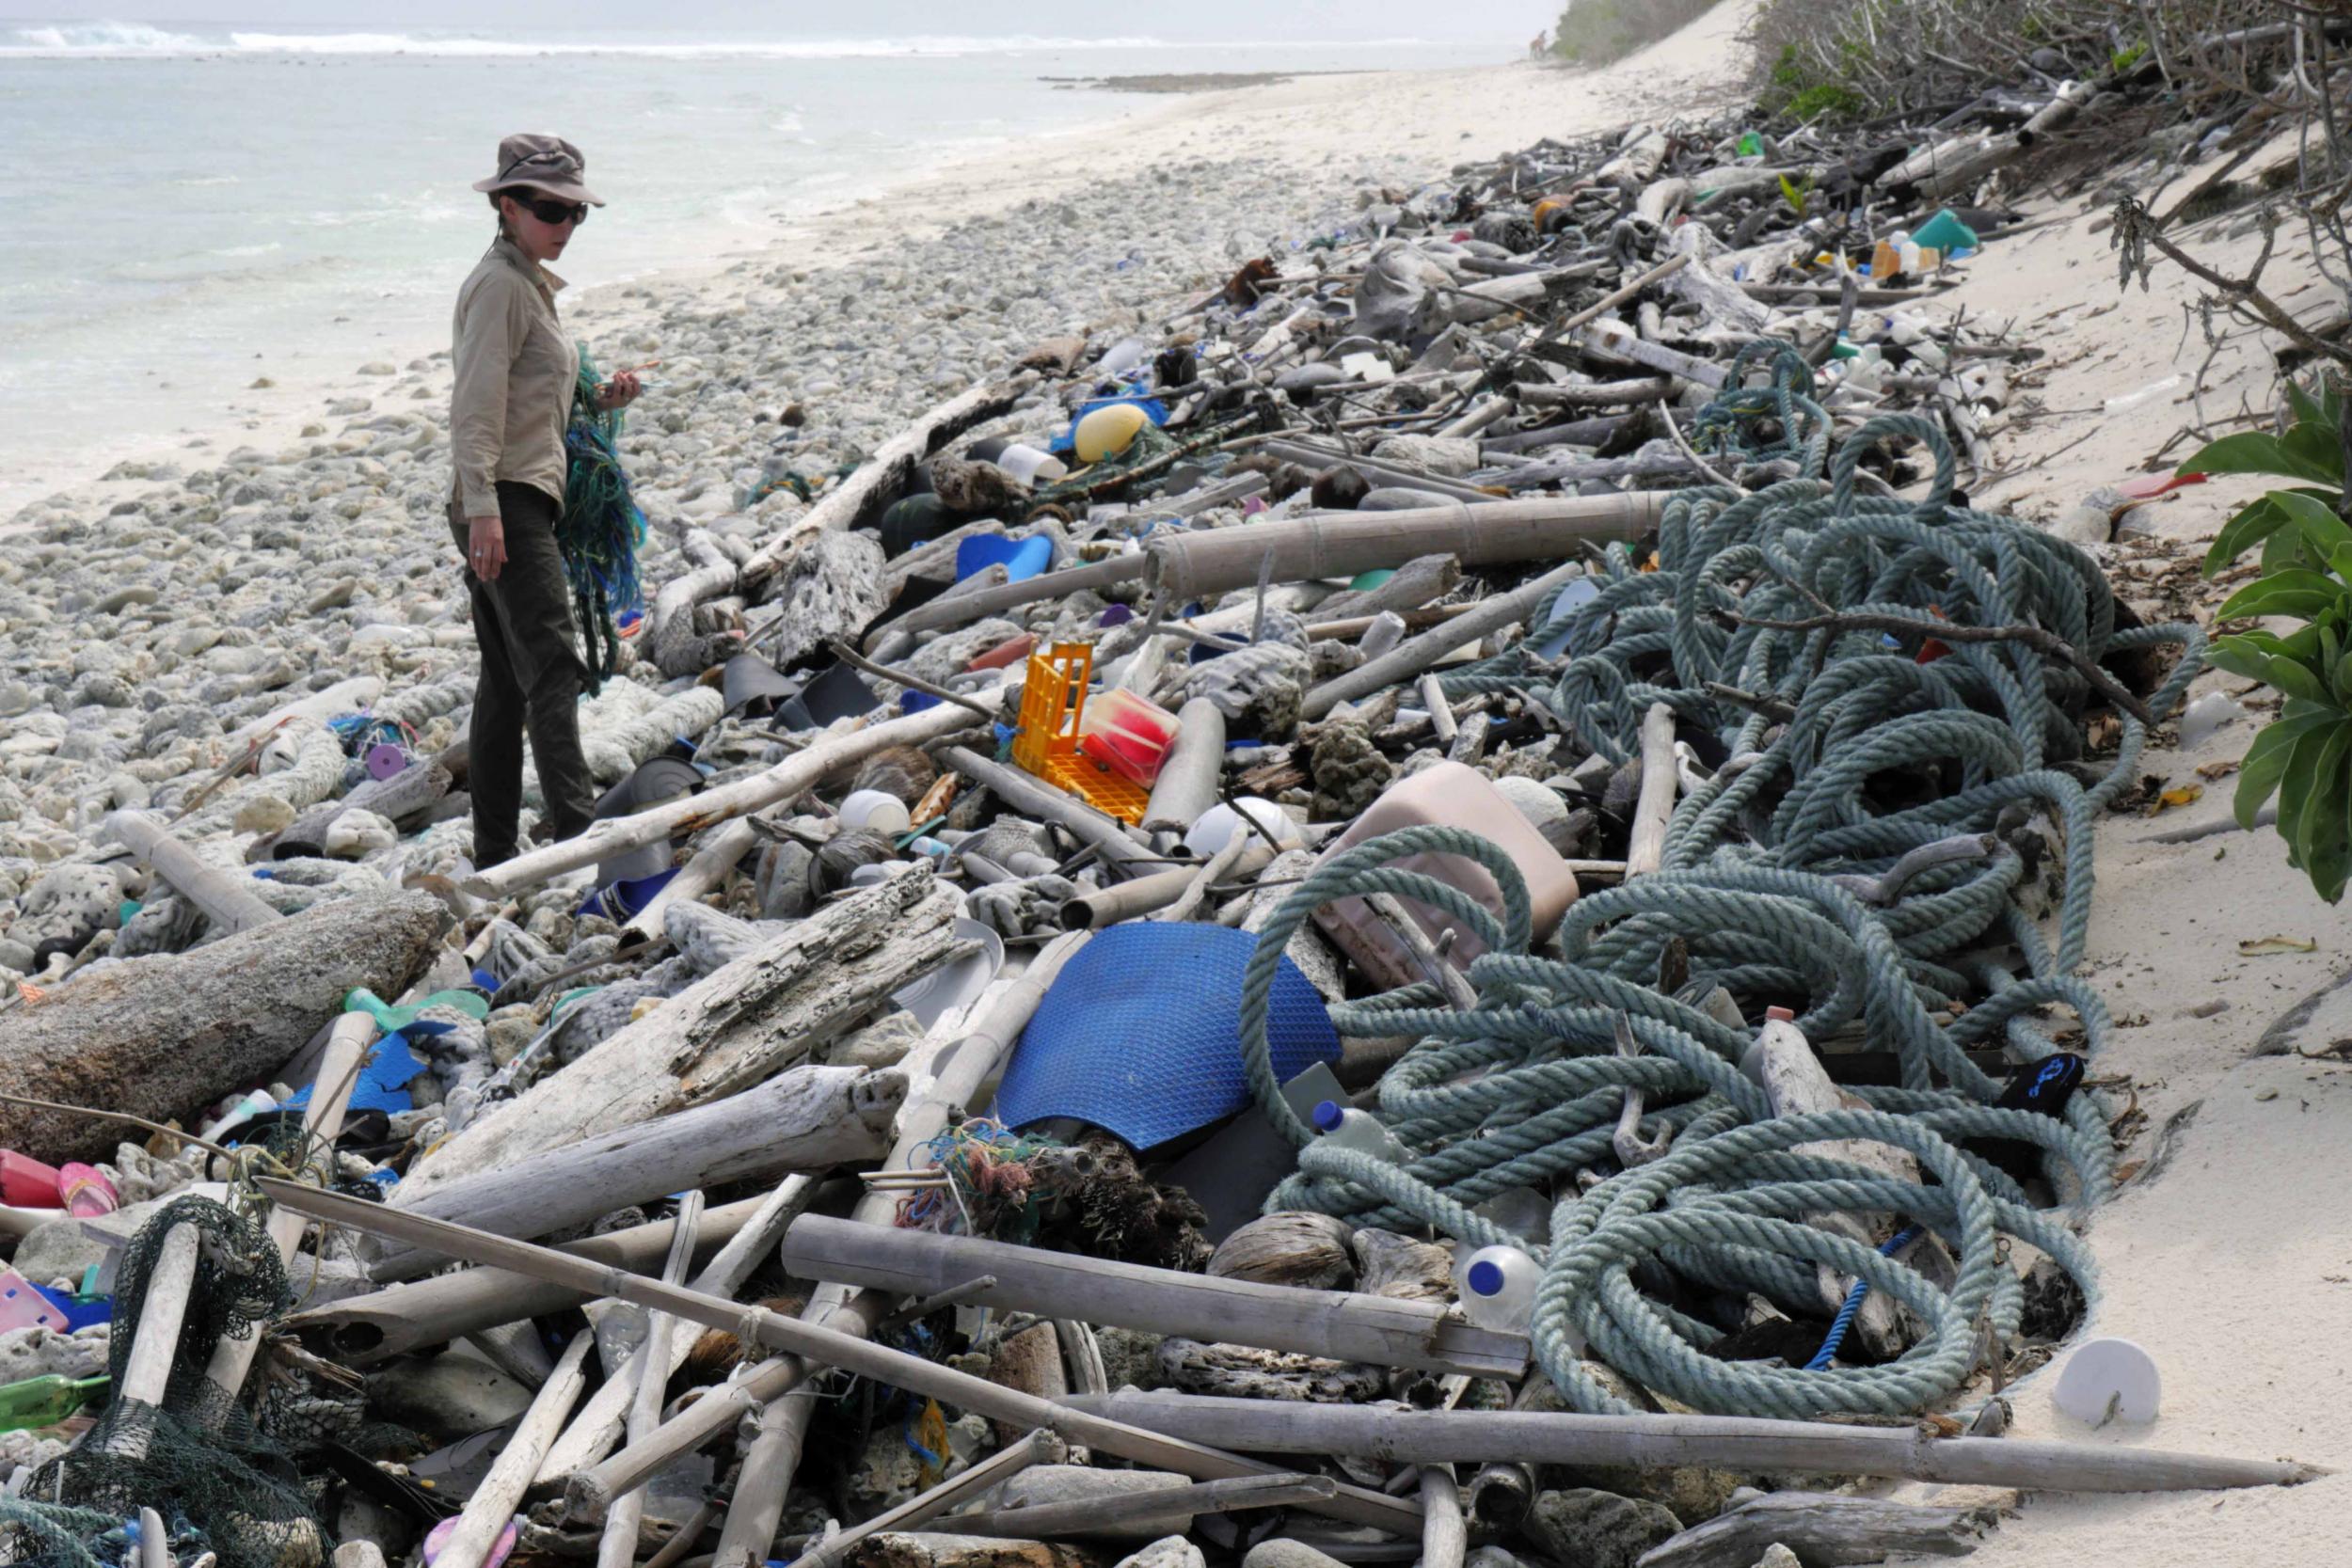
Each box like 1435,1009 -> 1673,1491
1457,1244 -> 1541,1332
839,789 -> 913,837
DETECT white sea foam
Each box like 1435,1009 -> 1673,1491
4,24 -> 1444,59
3,25 -> 1203,58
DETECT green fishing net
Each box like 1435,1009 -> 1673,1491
21,1196 -> 334,1568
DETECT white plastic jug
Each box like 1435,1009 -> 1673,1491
1311,1101 -> 1410,1164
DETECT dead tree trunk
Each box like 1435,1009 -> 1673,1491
0,890 -> 445,1163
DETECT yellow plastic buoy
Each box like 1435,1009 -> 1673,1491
1073,403 -> 1148,465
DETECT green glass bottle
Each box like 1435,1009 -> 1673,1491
0,1373 -> 107,1432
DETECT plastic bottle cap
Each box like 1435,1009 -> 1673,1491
1311,1100 -> 1345,1133
1466,1259 -> 1505,1297
1766,1006 -> 1795,1022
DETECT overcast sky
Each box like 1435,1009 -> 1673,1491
4,2 -> 1561,42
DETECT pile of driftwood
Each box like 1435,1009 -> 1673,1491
0,72 -> 2328,1568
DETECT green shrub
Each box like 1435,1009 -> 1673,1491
2184,379 -> 2352,902
1785,83 -> 1867,122
1551,0 -> 1725,68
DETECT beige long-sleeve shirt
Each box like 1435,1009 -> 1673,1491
450,237 -> 579,519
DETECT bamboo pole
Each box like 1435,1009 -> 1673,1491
1626,703 -> 1678,877
252,1181 -> 1424,1536
876,494 -> 1665,645
434,1331 -> 596,1568
1301,562 -> 1584,721
200,1009 -> 373,1414
461,703 -> 978,898
936,749 -> 1158,871
949,1472 -> 1338,1540
777,1217 -> 1526,1379
1418,1468 -> 1465,1568
1057,1392 -> 2325,1495
104,1223 -> 200,1461
1142,700 -> 1228,833
537,1175 -> 823,1485
596,1193 -> 705,1568
1143,495 -> 1661,605
103,809 -> 282,935
1062,847 -> 1275,930
566,936 -> 1091,1522
793,1430 -> 1065,1568
288,1194 -> 779,1364
620,816 -> 763,952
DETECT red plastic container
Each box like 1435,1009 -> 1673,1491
1075,689 -> 1180,786
0,1151 -> 62,1210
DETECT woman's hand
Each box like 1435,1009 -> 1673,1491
468,515 -> 507,582
595,370 -> 643,412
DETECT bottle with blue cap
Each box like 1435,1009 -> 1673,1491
1311,1100 -> 1409,1164
1456,1244 -> 1541,1332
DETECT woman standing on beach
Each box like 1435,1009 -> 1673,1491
447,134 -> 640,870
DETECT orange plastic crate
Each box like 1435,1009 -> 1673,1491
1009,642 -> 1152,825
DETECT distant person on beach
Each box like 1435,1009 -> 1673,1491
447,134 -> 641,870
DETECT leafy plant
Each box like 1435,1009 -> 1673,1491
2110,41 -> 2148,74
2185,378 -> 2352,900
2192,379 -> 2346,576
1777,171 -> 1817,219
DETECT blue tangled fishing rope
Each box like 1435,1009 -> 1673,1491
1236,348 -> 2204,1421
559,347 -> 649,695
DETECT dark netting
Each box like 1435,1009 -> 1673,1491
27,1196 -> 334,1568
0,1499 -> 118,1568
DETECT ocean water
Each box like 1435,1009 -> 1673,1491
0,21 -> 1500,513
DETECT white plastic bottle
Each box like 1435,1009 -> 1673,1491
1456,1244 -> 1542,1332
1311,1101 -> 1410,1164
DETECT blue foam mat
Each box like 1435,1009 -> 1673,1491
994,923 -> 1337,1149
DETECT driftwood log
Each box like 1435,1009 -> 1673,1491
763,531 -> 890,671
371,1066 -> 902,1279
877,493 -> 1666,644
0,889 -> 445,1163
462,703 -> 977,898
436,1331 -> 595,1568
288,1193 -> 778,1364
738,373 -> 1039,591
1633,1490 -> 1996,1568
777,1216 -> 1527,1379
400,867 -> 960,1194
1058,1391 -> 2320,1495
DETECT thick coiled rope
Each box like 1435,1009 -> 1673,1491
1236,385 -> 2202,1421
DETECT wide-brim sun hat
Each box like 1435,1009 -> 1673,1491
472,133 -> 605,206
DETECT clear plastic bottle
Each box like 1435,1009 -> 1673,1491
1311,1101 -> 1410,1164
1456,1244 -> 1541,1332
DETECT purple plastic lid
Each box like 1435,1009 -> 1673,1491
1466,1258 -> 1505,1297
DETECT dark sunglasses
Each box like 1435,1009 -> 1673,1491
511,194 -> 588,227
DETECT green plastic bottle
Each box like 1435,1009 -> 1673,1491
0,1373 -> 107,1432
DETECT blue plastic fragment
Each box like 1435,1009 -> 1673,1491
993,923 -> 1338,1149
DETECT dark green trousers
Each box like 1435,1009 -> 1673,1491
448,483 -> 596,866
